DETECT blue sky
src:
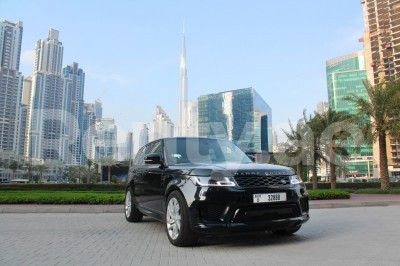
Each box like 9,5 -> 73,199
1,0 -> 365,147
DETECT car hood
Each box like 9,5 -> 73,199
168,163 -> 295,176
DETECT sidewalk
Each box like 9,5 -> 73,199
1,194 -> 400,213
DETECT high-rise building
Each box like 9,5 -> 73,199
82,103 -> 96,162
95,99 -> 102,120
0,20 -> 24,156
326,51 -> 373,177
177,29 -> 188,137
361,0 -> 400,177
28,29 -> 69,161
152,106 -> 174,141
139,124 -> 149,149
125,131 -> 134,162
316,101 -> 329,114
19,76 -> 32,156
186,101 -> 198,137
94,118 -> 118,162
198,88 -> 273,153
63,62 -> 85,165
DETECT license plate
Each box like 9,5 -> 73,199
253,193 -> 287,203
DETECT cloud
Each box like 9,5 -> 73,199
20,49 -> 35,67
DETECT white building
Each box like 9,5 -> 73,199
82,103 -> 97,162
27,29 -> 70,162
94,118 -> 118,162
186,101 -> 198,137
0,20 -> 24,156
177,29 -> 188,137
125,131 -> 134,162
317,101 -> 329,115
152,106 -> 174,141
139,124 -> 149,149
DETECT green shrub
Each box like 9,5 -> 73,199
308,189 -> 350,200
305,182 -> 400,190
0,184 -> 125,191
353,188 -> 400,194
0,190 -> 124,204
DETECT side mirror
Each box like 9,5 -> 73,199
247,154 -> 256,162
144,153 -> 162,165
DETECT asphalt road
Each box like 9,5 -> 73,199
1,206 -> 399,266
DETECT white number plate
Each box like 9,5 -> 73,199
253,193 -> 287,203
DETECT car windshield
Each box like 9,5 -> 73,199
164,138 -> 252,165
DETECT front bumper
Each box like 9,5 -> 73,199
184,185 -> 310,235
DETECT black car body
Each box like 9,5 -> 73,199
125,137 -> 309,246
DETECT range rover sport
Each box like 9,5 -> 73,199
125,137 -> 309,246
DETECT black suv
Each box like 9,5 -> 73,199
125,137 -> 309,246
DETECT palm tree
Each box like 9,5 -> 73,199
99,157 -> 116,184
345,80 -> 400,190
36,164 -> 48,183
24,161 -> 34,182
75,166 -> 86,183
319,110 -> 353,189
9,160 -> 19,180
282,119 -> 309,181
304,112 -> 327,190
86,159 -> 93,183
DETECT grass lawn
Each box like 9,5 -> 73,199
353,188 -> 400,194
0,190 -> 124,204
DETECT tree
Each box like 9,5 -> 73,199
345,79 -> 400,190
319,110 -> 353,189
86,159 -> 94,183
24,161 -> 34,183
75,166 -> 86,183
304,112 -> 327,190
99,157 -> 116,184
282,119 -> 309,181
36,164 -> 49,183
9,160 -> 19,180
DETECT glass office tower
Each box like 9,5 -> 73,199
326,51 -> 373,177
198,88 -> 272,153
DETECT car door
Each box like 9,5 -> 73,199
141,140 -> 165,216
131,144 -> 150,208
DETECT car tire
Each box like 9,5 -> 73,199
125,187 -> 143,223
165,191 -> 199,247
273,225 -> 302,235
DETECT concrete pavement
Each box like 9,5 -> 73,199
1,206 -> 400,265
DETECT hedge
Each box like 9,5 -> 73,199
0,190 -> 124,204
353,188 -> 400,194
305,182 -> 400,190
0,184 -> 126,191
308,189 -> 350,200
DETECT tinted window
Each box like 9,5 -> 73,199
164,138 -> 252,165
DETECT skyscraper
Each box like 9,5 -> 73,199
326,51 -> 373,177
82,103 -> 96,162
0,20 -> 24,156
198,88 -> 273,153
125,131 -> 134,162
94,118 -> 118,162
152,106 -> 174,141
19,76 -> 32,157
186,101 -> 198,137
361,0 -> 400,177
139,124 -> 149,149
63,62 -> 85,165
316,101 -> 329,114
95,99 -> 102,120
28,29 -> 69,161
177,29 -> 188,137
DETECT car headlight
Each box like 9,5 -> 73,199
191,171 -> 236,187
289,175 -> 303,185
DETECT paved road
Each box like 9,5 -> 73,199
1,206 -> 399,266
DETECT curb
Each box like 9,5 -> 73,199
1,201 -> 400,213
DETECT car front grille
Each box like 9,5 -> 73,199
233,175 -> 291,188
